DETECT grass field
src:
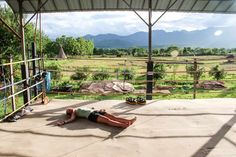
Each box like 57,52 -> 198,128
44,55 -> 236,100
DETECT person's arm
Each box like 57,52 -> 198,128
56,110 -> 77,126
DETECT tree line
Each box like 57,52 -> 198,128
94,46 -> 236,57
44,35 -> 94,57
0,6 -> 94,60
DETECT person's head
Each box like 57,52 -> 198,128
66,108 -> 74,117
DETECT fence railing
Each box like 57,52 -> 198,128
45,56 -> 236,99
0,52 -> 45,121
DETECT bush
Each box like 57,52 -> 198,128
71,67 -> 90,80
45,62 -> 62,80
121,68 -> 135,80
92,69 -> 110,80
153,63 -> 166,80
209,65 -> 226,80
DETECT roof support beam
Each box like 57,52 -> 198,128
166,0 -> 172,9
225,1 -> 234,12
177,0 -> 185,11
201,0 -> 210,11
78,0 -> 82,10
0,16 -> 21,40
154,0 -> 159,9
142,0 -> 146,9
152,0 -> 178,26
65,0 -> 71,10
28,0 -> 36,11
104,0 -> 106,9
52,0 -> 58,11
122,0 -> 148,26
91,0 -> 94,9
24,0 -> 49,27
213,0 -> 223,12
117,0 -> 119,8
190,0 -> 198,11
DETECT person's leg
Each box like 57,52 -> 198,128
96,115 -> 129,128
103,113 -> 136,125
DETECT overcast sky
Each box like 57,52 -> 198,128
1,1 -> 236,39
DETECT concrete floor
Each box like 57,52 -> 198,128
0,98 -> 236,157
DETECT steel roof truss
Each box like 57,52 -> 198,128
24,0 -> 49,27
122,0 -> 148,26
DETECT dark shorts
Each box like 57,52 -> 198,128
88,111 -> 106,122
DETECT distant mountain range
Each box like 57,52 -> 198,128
84,27 -> 236,49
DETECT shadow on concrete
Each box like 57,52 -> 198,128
0,152 -> 30,157
121,112 -> 236,117
0,126 -> 110,139
110,101 -> 158,116
191,113 -> 236,157
0,127 -> 213,139
25,100 -> 98,119
225,137 -> 236,147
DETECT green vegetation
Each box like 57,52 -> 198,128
44,36 -> 94,57
71,67 -> 90,80
92,69 -> 110,80
45,56 -> 236,101
209,65 -> 226,80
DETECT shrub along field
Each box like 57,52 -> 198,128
44,55 -> 236,100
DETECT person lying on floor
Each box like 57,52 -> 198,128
56,107 -> 136,128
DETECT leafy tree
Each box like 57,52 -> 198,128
186,65 -> 204,83
0,6 -> 51,60
56,36 -> 80,55
86,39 -> 94,55
209,65 -> 226,80
0,6 -> 20,59
153,63 -> 166,86
44,41 -> 60,57
131,47 -> 147,57
159,48 -> 165,56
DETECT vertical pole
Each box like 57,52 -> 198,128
146,0 -> 153,100
32,42 -> 38,99
19,0 -> 30,105
123,59 -> 127,89
193,58 -> 197,99
9,55 -> 16,111
21,64 -> 28,104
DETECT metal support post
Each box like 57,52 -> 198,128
9,55 -> 16,111
32,42 -> 38,99
146,0 -> 153,100
21,64 -> 28,104
193,58 -> 197,99
19,0 -> 31,105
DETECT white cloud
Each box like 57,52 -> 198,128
2,1 -> 236,38
38,11 -> 236,38
214,30 -> 223,36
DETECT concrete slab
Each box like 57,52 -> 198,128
0,98 -> 236,157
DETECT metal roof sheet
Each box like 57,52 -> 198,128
5,0 -> 236,14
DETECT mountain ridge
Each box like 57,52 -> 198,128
84,27 -> 236,48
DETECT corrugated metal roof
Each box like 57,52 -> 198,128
5,0 -> 236,14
